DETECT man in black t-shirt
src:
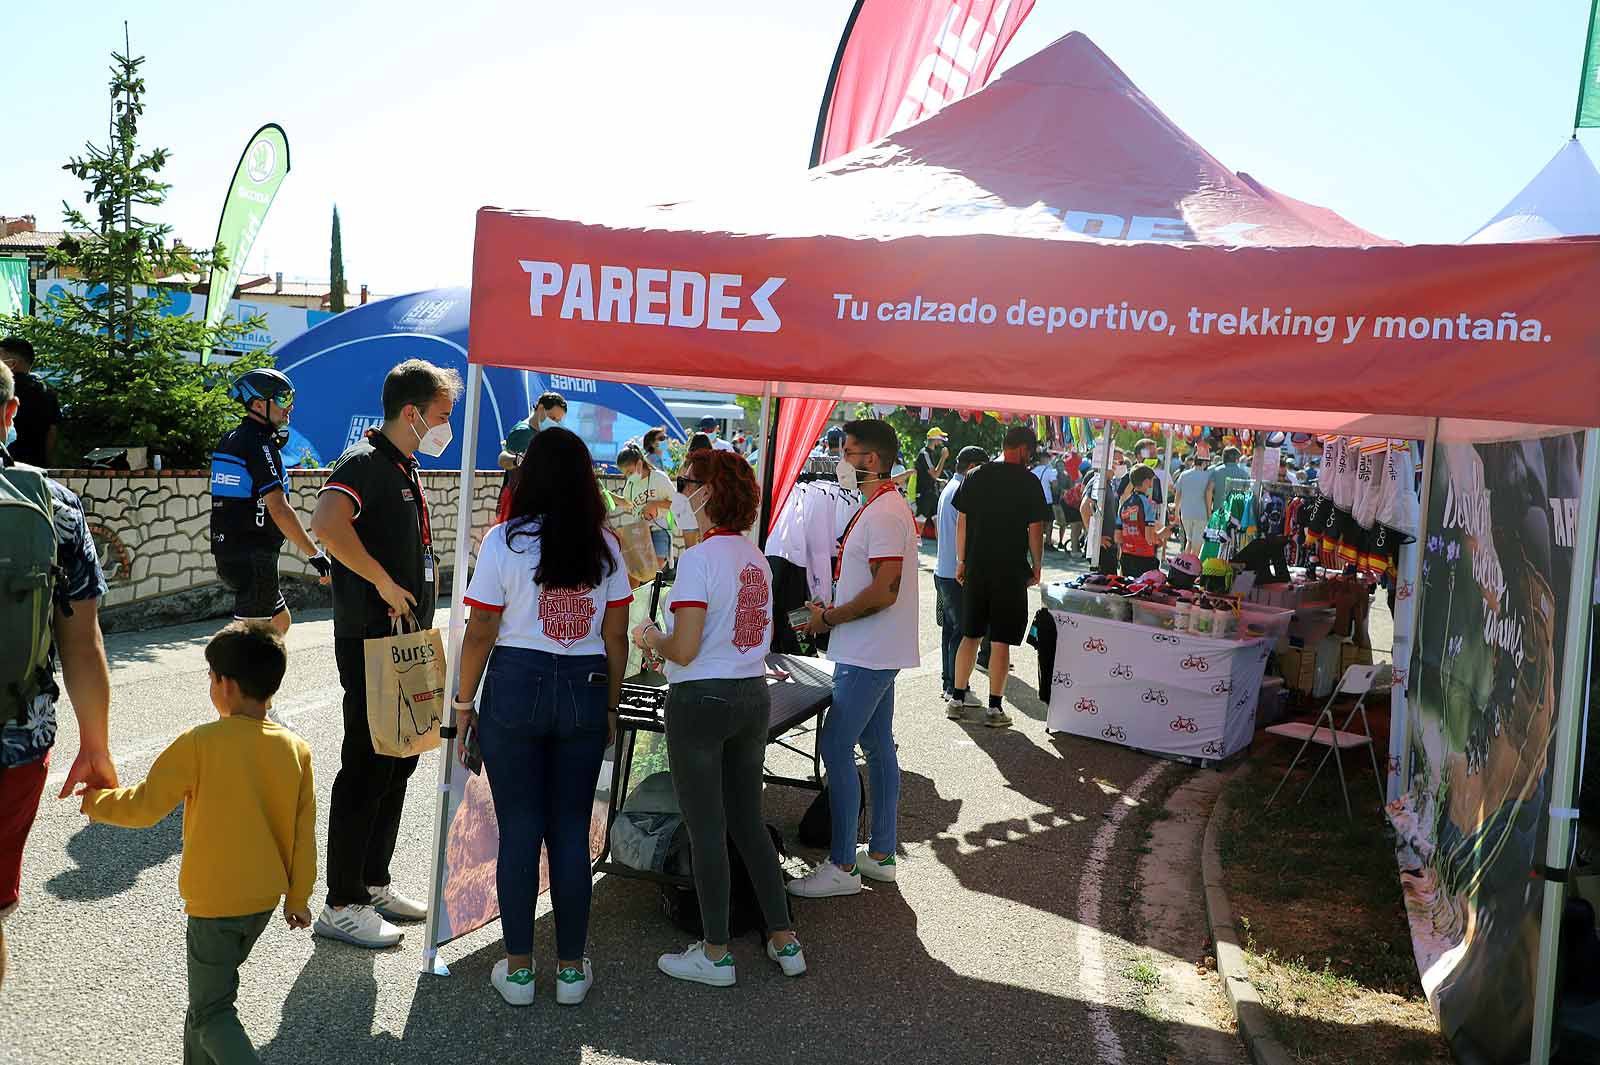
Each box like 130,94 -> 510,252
946,425 -> 1051,729
308,358 -> 461,949
0,338 -> 61,467
210,368 -> 330,634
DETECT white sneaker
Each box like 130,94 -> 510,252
554,958 -> 593,1005
855,848 -> 899,883
491,958 -> 536,1007
657,941 -> 737,987
946,695 -> 974,721
368,883 -> 427,922
313,904 -> 403,948
766,938 -> 807,977
984,706 -> 1014,729
786,862 -> 862,898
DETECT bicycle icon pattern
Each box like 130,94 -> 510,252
1180,654 -> 1210,672
1141,688 -> 1169,705
1082,637 -> 1107,654
1075,697 -> 1099,715
1110,663 -> 1134,680
1101,724 -> 1127,742
1052,671 -> 1074,688
1169,715 -> 1198,733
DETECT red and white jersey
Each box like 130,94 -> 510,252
663,529 -> 773,683
828,485 -> 921,671
463,520 -> 633,656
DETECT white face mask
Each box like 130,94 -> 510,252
410,410 -> 453,457
836,457 -> 859,492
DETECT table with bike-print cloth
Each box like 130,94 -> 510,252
1044,610 -> 1269,768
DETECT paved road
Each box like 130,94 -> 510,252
4,544 -> 1241,1065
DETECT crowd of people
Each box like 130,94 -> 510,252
15,345 -> 1304,1050
0,351 -> 949,1060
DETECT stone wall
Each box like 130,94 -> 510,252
52,468 -> 604,631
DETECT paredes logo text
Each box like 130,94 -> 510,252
521,261 -> 784,334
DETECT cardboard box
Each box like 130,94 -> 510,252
1276,647 -> 1316,694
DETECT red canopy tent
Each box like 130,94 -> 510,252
465,32 -> 1600,436
425,39 -> 1600,1035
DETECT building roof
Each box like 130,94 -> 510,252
0,230 -> 71,250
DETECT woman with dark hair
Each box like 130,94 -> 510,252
632,450 -> 804,987
452,426 -> 632,1008
617,443 -> 674,567
642,426 -> 672,472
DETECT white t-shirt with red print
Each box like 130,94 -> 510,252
662,529 -> 773,683
463,519 -> 633,656
827,485 -> 921,671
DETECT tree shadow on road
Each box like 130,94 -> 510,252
44,810 -> 182,902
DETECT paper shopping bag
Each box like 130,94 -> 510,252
363,614 -> 446,757
608,511 -> 660,584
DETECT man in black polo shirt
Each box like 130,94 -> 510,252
309,358 -> 461,948
0,338 -> 61,467
210,368 -> 330,634
946,424 -> 1051,729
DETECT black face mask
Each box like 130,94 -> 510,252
271,426 -> 290,449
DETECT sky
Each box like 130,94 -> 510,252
2,1 -> 1595,296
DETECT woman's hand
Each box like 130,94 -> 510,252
455,703 -> 478,768
630,621 -> 655,649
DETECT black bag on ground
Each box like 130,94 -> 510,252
797,766 -> 868,849
659,823 -> 793,939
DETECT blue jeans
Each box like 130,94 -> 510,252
933,576 -> 962,696
819,664 -> 900,867
477,646 -> 609,959
650,527 -> 671,562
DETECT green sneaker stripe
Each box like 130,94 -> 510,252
713,953 -> 735,967
776,943 -> 801,957
557,968 -> 584,983
507,968 -> 533,985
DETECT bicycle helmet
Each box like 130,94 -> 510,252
228,367 -> 295,410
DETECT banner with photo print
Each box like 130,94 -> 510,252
1395,429 -> 1587,1063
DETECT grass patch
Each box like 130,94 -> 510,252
1217,761 -> 1452,1065
1122,953 -> 1164,1021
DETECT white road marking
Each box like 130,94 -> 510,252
1076,760 -> 1170,1065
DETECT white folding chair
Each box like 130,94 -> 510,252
1263,663 -> 1384,818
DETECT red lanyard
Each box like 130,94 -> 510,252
835,483 -> 896,578
392,459 -> 432,550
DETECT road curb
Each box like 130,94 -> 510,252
1202,764 -> 1296,1065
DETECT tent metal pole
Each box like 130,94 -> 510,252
420,361 -> 484,977
756,392 -> 782,550
1529,426 -> 1600,1064
753,383 -> 774,545
1089,420 -> 1115,570
1160,425 -> 1174,564
1390,422 -> 1437,804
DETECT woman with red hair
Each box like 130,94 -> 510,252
633,449 -> 804,987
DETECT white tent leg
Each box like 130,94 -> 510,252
755,382 -> 773,481
1088,420 -> 1115,570
1160,426 -> 1174,564
420,362 -> 484,977
1529,426 -> 1600,1063
1389,422 -> 1437,803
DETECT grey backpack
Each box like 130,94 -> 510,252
0,460 -> 58,724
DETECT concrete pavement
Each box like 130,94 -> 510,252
4,544 -> 1242,1065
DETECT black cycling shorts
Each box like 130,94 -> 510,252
960,569 -> 1028,646
215,549 -> 287,620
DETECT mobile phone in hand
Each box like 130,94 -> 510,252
462,723 -> 483,776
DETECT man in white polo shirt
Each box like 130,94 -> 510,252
790,419 -> 920,898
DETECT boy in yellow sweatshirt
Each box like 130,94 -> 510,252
80,621 -> 315,1065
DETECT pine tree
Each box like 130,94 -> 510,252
0,40 -> 263,467
329,205 -> 346,313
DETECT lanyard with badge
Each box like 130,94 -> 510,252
393,457 -> 435,583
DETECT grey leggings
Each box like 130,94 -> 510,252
664,676 -> 793,943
